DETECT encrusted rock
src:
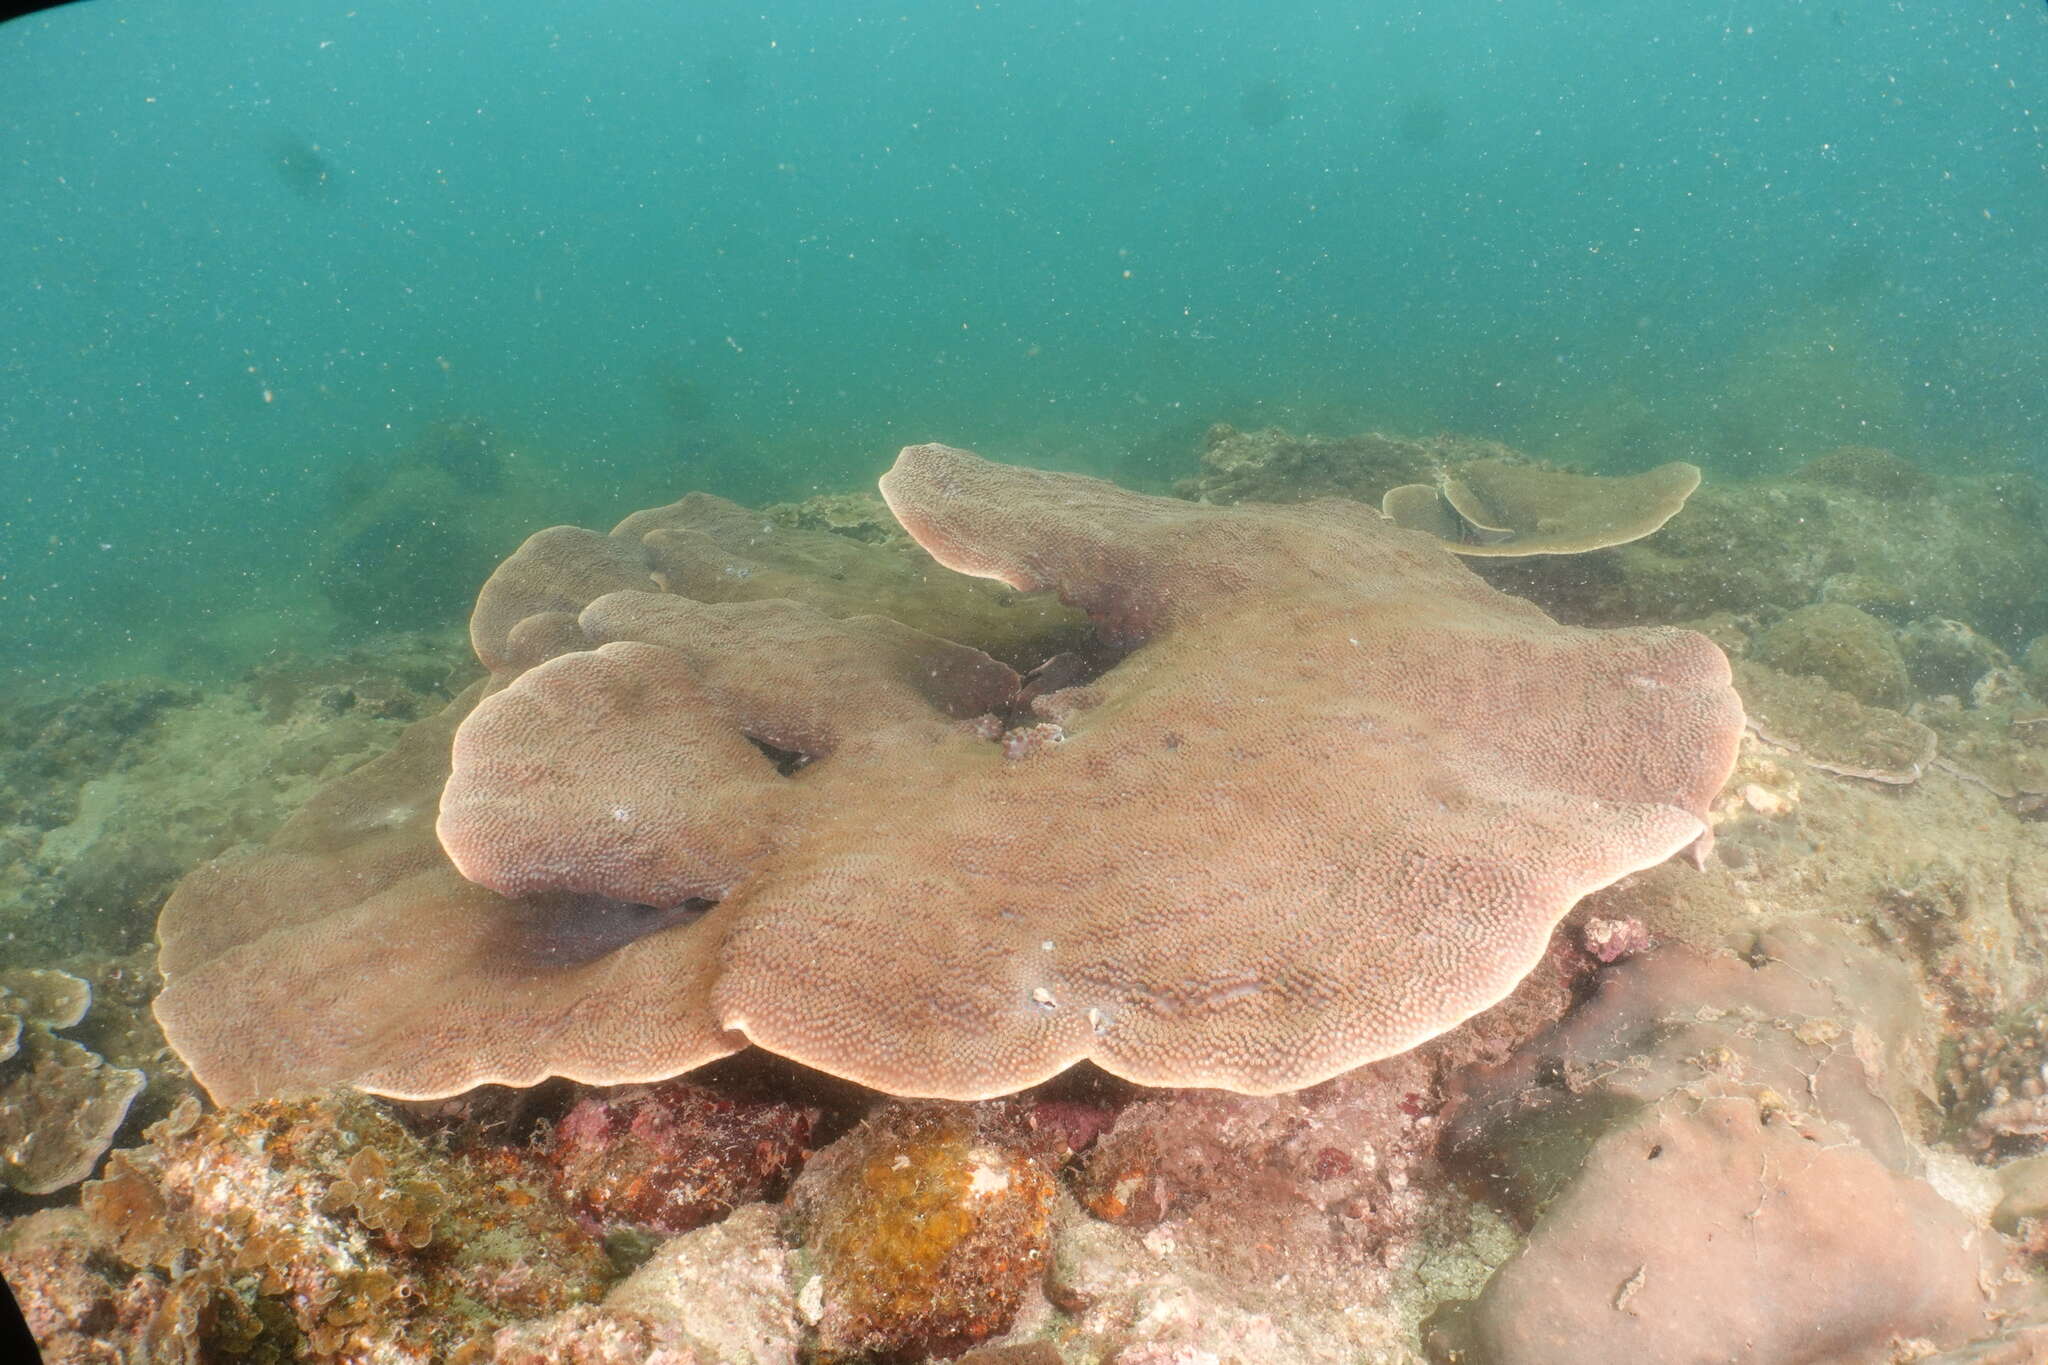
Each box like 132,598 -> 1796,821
1736,658 -> 1937,783
605,1203 -> 802,1363
0,1209 -> 167,1363
1902,617 -> 2012,699
471,1203 -> 802,1365
1793,443 -> 1937,499
1173,423 -> 1458,506
1818,570 -> 1915,622
785,1102 -> 1056,1360
763,490 -> 902,545
1190,427 -> 2048,650
1,639 -> 465,968
69,1091 -> 611,1361
1444,921 -> 1930,1214
1947,1009 -> 2048,1158
1993,1152 -> 2048,1235
1753,602 -> 1911,709
1076,1057 -> 1439,1272
316,416 -> 540,633
2023,636 -> 2048,698
1432,920 -> 2017,1362
1578,916 -> 1650,964
1430,1092 -> 2007,1364
541,1077 -> 818,1236
0,680 -> 194,833
1503,461 -> 2048,648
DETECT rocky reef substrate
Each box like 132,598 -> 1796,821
5,425 -> 2048,1362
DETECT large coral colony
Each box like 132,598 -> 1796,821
8,429 -> 2048,1362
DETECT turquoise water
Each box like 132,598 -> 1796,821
3,0 -> 2043,685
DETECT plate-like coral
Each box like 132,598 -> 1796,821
1381,459 -> 1701,556
0,967 -> 143,1195
156,446 -> 1741,1105
468,487 -> 1089,677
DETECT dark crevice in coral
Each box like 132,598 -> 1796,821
1011,642 -> 1126,718
688,1050 -> 879,1151
501,893 -> 712,967
387,1079 -> 577,1148
743,735 -> 812,776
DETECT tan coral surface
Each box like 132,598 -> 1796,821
154,445 -> 1742,1107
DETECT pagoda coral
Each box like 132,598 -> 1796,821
155,445 -> 1741,1106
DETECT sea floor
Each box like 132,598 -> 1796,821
4,427 -> 2048,1363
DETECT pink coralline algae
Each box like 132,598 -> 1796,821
540,1076 -> 818,1236
1577,915 -> 1651,964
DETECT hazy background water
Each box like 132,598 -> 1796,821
3,0 -> 2044,685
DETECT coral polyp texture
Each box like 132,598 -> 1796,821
465,488 -> 1089,677
154,444 -> 1742,1106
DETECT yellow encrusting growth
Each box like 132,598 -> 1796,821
801,1104 -> 1055,1361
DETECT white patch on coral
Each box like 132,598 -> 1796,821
1921,1146 -> 2003,1223
965,1149 -> 1012,1199
1741,783 -> 1792,817
795,1272 -> 825,1325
